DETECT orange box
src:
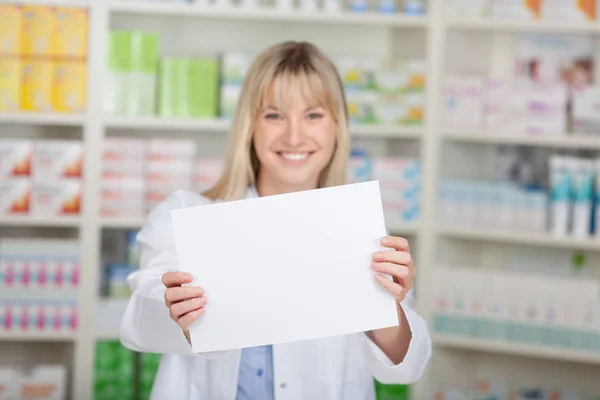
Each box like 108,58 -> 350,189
22,5 -> 54,57
53,7 -> 88,58
21,59 -> 53,112
0,5 -> 22,55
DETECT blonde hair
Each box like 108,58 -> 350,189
203,41 -> 349,202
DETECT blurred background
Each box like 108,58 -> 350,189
1,0 -> 600,399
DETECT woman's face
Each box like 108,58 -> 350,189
253,90 -> 337,193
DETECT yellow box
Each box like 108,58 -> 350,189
52,61 -> 86,113
53,7 -> 88,59
22,59 -> 53,112
22,5 -> 54,57
0,5 -> 22,55
0,58 -> 22,112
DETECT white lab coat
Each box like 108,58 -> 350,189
120,188 -> 432,400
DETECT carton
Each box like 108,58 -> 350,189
0,5 -> 22,55
0,179 -> 31,215
53,7 -> 88,58
0,57 -> 21,111
101,177 -> 145,218
33,140 -> 83,181
32,180 -> 82,216
53,60 -> 87,113
128,31 -> 158,116
0,140 -> 33,178
105,31 -> 132,116
22,5 -> 55,56
491,0 -> 542,20
21,59 -> 53,112
543,0 -> 595,20
187,58 -> 219,118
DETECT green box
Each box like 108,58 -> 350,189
374,381 -> 410,400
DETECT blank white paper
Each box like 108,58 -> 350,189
170,181 -> 398,353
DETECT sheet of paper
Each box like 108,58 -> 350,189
170,180 -> 398,353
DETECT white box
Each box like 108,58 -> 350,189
101,177 -> 145,218
485,110 -> 528,134
573,85 -> 600,133
440,76 -> 485,134
0,140 -> 33,178
542,0 -> 596,20
33,140 -> 83,181
103,137 -> 146,158
147,139 -> 197,159
446,0 -> 490,18
491,0 -> 540,19
18,366 -> 66,400
485,78 -> 530,111
0,179 -> 31,215
32,180 -> 81,216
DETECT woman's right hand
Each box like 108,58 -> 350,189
162,272 -> 207,342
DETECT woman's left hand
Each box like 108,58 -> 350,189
371,236 -> 415,304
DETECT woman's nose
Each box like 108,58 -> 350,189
283,120 -> 305,146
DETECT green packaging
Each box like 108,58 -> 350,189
94,340 -> 135,400
374,381 -> 410,400
128,31 -> 158,116
105,31 -> 132,115
157,57 -> 180,117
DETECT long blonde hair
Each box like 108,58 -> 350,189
203,41 -> 349,201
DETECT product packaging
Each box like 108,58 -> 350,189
33,140 -> 83,181
0,140 -> 33,178
21,59 -> 53,112
22,5 -> 54,56
101,177 -> 145,218
0,58 -> 21,112
0,179 -> 31,215
571,158 -> 594,238
52,61 -> 87,113
440,76 -> 485,134
446,0 -> 489,18
186,58 -> 219,118
105,31 -> 132,116
0,5 -> 22,55
542,0 -> 596,20
128,31 -> 158,116
549,155 -> 573,237
491,0 -> 541,19
573,85 -> 600,133
53,7 -> 88,58
32,180 -> 82,216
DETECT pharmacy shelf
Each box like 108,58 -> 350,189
438,226 -> 600,251
445,18 -> 600,33
0,215 -> 81,228
9,0 -> 89,7
434,334 -> 600,366
105,117 -> 423,139
109,2 -> 429,27
0,331 -> 77,342
443,132 -> 600,150
101,217 -> 146,230
0,112 -> 85,127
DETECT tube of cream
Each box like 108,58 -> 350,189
571,157 -> 594,238
549,155 -> 573,237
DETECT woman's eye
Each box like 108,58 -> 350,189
307,113 -> 323,120
265,113 -> 283,120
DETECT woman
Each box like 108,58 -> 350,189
120,41 -> 431,400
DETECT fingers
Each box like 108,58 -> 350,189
381,236 -> 410,252
170,296 -> 207,319
375,274 -> 406,303
177,308 -> 205,331
373,249 -> 413,268
164,286 -> 204,306
371,261 -> 411,281
162,271 -> 193,288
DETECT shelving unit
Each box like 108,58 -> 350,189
4,0 -> 600,399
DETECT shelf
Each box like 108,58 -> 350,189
0,331 -> 77,342
0,112 -> 85,127
443,133 -> 600,150
109,2 -> 428,27
434,334 -> 600,366
101,217 -> 146,230
446,18 -> 600,33
0,215 -> 81,228
106,117 -> 422,139
8,0 -> 89,6
438,226 -> 600,251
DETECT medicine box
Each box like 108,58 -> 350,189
542,0 -> 596,20
573,85 -> 600,133
32,180 -> 82,216
21,59 -> 53,112
0,58 -> 21,112
22,5 -> 55,56
491,0 -> 542,20
53,61 -> 87,113
0,5 -> 22,55
0,140 -> 33,178
0,179 -> 32,215
53,7 -> 88,58
33,140 -> 83,181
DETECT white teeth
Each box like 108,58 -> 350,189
280,152 -> 309,161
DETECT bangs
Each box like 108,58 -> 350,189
259,68 -> 336,117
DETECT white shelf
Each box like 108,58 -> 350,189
105,117 -> 422,139
7,0 -> 89,7
0,331 -> 77,342
109,2 -> 428,27
434,334 -> 600,366
438,226 -> 600,251
0,113 -> 85,127
101,217 -> 145,230
443,132 -> 600,150
0,215 -> 81,228
446,18 -> 600,33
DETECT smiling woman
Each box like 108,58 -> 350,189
119,41 -> 432,400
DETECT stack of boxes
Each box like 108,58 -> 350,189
94,341 -> 135,400
0,4 -> 87,113
0,238 -> 80,334
0,366 -> 67,400
0,139 -> 83,218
